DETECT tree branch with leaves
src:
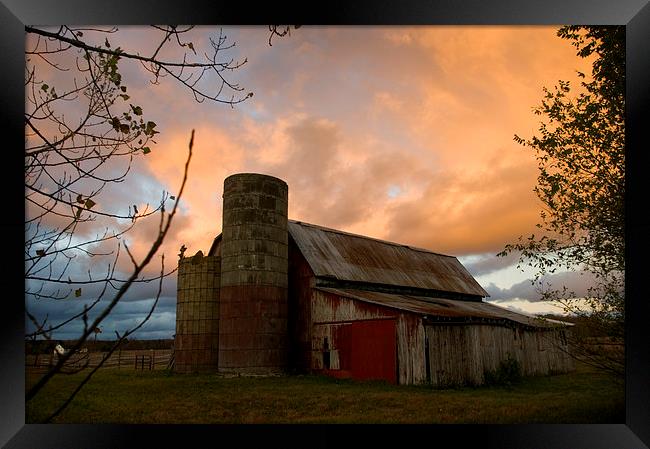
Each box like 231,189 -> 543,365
24,25 -> 250,411
24,25 -> 296,419
27,130 -> 193,421
25,24 -> 249,309
499,26 -> 625,376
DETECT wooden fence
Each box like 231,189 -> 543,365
26,349 -> 173,371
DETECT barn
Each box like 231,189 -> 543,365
174,172 -> 574,386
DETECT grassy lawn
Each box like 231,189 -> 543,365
25,362 -> 624,424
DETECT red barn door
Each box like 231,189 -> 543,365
349,319 -> 397,384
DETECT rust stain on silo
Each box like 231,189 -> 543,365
218,173 -> 289,373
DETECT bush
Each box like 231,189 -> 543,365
484,354 -> 522,386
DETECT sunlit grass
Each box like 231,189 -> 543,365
26,362 -> 623,424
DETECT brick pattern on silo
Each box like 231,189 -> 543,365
173,254 -> 220,373
218,173 -> 289,373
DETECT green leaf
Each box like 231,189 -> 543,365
119,124 -> 130,134
75,288 -> 82,297
144,121 -> 158,137
41,83 -> 49,91
84,199 -> 96,209
130,105 -> 143,116
76,194 -> 84,204
120,86 -> 127,92
142,147 -> 151,155
119,94 -> 130,101
75,207 -> 82,219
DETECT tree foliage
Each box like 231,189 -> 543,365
499,26 -> 625,375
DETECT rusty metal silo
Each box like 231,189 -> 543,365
218,173 -> 289,373
174,252 -> 220,372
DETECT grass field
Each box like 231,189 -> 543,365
26,362 -> 624,424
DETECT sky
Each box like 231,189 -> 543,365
25,25 -> 597,340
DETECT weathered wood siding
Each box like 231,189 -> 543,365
311,290 -> 396,372
312,322 -> 347,370
311,290 -> 427,385
425,324 -> 574,386
396,314 -> 427,384
297,284 -> 573,387
312,289 -> 396,323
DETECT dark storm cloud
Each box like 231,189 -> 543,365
26,296 -> 177,340
462,251 -> 521,277
485,270 -> 599,302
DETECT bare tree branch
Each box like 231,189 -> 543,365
27,130 -> 194,403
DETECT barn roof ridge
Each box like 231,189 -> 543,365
211,219 -> 459,259
288,219 -> 455,258
207,219 -> 488,298
288,219 -> 489,298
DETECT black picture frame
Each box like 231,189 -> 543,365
3,1 -> 649,448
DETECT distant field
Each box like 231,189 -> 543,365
25,362 -> 623,424
26,349 -> 173,372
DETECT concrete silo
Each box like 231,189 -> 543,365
218,173 -> 289,373
174,252 -> 220,372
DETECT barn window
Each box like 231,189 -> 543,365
323,337 -> 330,369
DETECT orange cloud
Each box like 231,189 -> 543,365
67,26 -> 593,261
384,158 -> 542,255
27,25 -> 607,326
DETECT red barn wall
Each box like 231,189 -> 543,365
287,240 -> 315,372
311,290 -> 427,385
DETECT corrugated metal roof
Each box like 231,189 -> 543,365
316,287 -> 569,329
288,220 -> 489,297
